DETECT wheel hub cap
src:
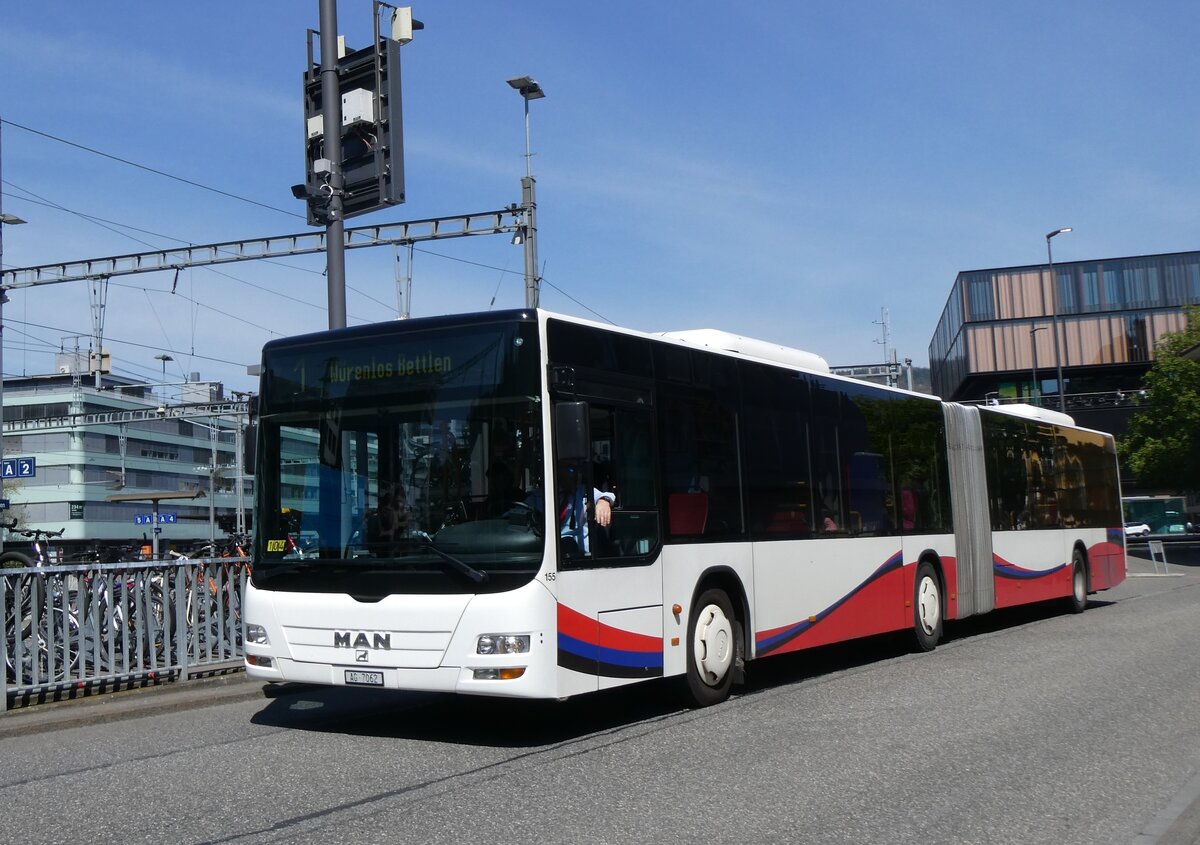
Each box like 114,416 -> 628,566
917,577 -> 940,635
693,604 -> 733,686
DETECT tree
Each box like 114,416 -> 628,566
1,478 -> 28,526
1121,306 -> 1200,490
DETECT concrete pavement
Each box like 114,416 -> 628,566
1,546 -> 1196,740
0,668 -> 265,739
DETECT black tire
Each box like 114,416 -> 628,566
1066,549 -> 1088,614
684,588 -> 738,707
0,551 -> 35,569
912,561 -> 943,652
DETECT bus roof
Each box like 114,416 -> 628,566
979,403 -> 1076,427
656,328 -> 831,374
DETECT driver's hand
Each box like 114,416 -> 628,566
595,497 -> 613,527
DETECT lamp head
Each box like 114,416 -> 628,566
507,76 -> 546,101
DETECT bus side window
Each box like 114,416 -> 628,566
590,405 -> 659,560
659,392 -> 742,538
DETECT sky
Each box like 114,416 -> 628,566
1,1 -> 1197,397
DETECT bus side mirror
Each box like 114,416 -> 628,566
555,402 -> 589,463
243,423 -> 257,476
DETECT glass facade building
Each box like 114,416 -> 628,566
930,251 -> 1200,405
1,373 -> 248,557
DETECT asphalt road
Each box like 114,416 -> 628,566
2,550 -> 1199,845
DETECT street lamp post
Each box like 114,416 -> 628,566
318,0 -> 347,330
1029,325 -> 1048,406
0,113 -> 28,555
507,76 -> 545,309
1046,227 -> 1072,413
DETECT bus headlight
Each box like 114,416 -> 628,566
245,624 -> 270,645
477,634 -> 529,655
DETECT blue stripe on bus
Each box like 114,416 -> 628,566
558,633 -> 664,669
993,561 -> 1067,580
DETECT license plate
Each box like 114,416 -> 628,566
344,669 -> 384,687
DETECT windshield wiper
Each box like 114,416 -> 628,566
420,539 -> 489,584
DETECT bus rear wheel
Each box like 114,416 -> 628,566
685,588 -> 737,707
1067,549 -> 1088,614
912,561 -> 943,652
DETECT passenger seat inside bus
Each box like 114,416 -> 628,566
668,491 -> 708,535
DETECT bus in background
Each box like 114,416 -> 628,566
1121,495 -> 1194,536
242,309 -> 1125,707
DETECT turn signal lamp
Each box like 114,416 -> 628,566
472,667 -> 526,680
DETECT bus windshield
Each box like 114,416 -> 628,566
252,318 -> 545,592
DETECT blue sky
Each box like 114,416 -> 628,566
1,1 -> 1197,395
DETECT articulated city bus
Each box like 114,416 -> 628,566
242,308 -> 1125,706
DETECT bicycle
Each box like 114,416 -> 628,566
2,525 -> 83,685
0,525 -> 66,568
165,548 -> 246,665
77,561 -> 174,675
2,526 -> 169,684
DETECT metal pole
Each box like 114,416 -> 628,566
235,420 -> 245,536
1030,328 -> 1040,406
0,116 -> 7,557
210,425 -> 217,551
521,94 -> 539,308
508,79 -> 543,310
522,175 -> 539,308
523,97 -> 532,179
0,290 -> 6,558
1047,233 -> 1067,412
319,0 -> 347,330
151,498 -> 160,560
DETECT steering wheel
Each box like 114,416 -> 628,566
509,501 -> 543,537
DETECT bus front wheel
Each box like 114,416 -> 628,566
685,588 -> 737,707
912,561 -> 943,652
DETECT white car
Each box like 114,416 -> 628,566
1124,521 -> 1150,538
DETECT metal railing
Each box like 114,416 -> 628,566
972,389 -> 1150,411
2,557 -> 248,710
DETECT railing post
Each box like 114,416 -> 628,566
1,573 -> 8,713
174,564 -> 189,682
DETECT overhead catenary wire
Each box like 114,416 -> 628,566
4,118 -> 618,369
1,118 -> 304,220
8,172 -> 598,319
8,149 -> 611,321
4,316 -> 253,369
3,181 -> 390,317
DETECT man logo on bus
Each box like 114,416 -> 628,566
334,631 -> 392,650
